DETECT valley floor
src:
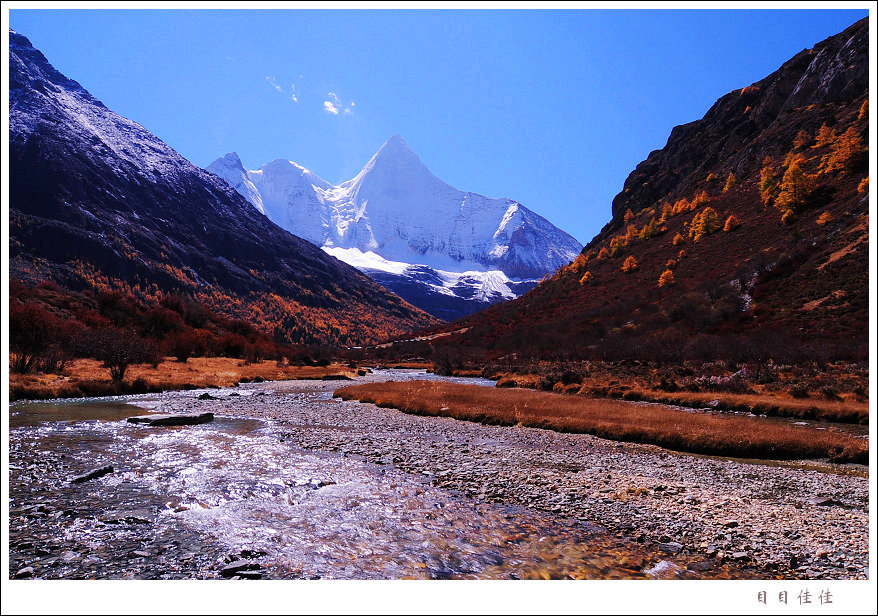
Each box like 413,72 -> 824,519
224,373 -> 868,579
8,370 -> 868,581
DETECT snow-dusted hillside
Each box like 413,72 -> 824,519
208,135 -> 582,319
9,29 -> 437,345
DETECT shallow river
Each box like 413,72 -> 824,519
9,371 -> 711,580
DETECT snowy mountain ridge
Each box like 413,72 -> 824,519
207,136 -> 583,319
208,135 -> 583,280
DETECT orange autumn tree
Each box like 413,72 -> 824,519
658,269 -> 675,288
689,207 -> 721,242
692,190 -> 710,208
774,158 -> 813,214
723,215 -> 741,232
722,172 -> 738,193
822,126 -> 865,174
813,124 -> 836,148
638,217 -> 662,241
759,157 -> 778,206
621,256 -> 638,273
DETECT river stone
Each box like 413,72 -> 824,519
659,542 -> 683,555
70,465 -> 114,484
221,560 -> 263,577
807,497 -> 835,506
127,412 -> 214,426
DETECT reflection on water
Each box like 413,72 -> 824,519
10,400 -> 149,428
9,377 -> 702,580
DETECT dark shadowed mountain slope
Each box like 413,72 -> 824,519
8,30 -> 437,346
430,18 -> 869,362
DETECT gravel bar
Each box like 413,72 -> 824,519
123,370 -> 871,579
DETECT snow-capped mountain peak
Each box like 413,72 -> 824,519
207,136 -> 583,319
207,152 -> 265,215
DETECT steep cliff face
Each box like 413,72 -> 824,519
608,18 -> 867,228
9,30 -> 437,346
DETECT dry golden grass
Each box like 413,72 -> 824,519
10,357 -> 358,400
334,380 -> 867,463
450,369 -> 485,378
615,389 -> 868,424
486,370 -> 868,425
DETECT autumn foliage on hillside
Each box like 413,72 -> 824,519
421,79 -> 868,369
8,279 -> 338,380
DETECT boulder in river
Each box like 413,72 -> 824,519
127,413 -> 214,426
70,465 -> 114,484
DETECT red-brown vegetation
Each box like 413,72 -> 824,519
8,280 -> 341,382
334,381 -> 867,463
9,357 -> 360,401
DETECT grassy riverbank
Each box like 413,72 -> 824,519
9,357 -> 360,401
334,380 -> 867,463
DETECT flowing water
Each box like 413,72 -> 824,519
9,373 -> 712,580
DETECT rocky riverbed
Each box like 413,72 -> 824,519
8,370 -> 869,580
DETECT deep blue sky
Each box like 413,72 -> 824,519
8,8 -> 870,244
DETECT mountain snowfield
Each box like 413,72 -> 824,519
208,136 -> 583,319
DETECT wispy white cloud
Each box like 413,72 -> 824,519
266,76 -> 299,103
323,92 -> 355,116
265,76 -> 283,93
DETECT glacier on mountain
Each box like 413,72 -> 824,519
207,135 -> 582,319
